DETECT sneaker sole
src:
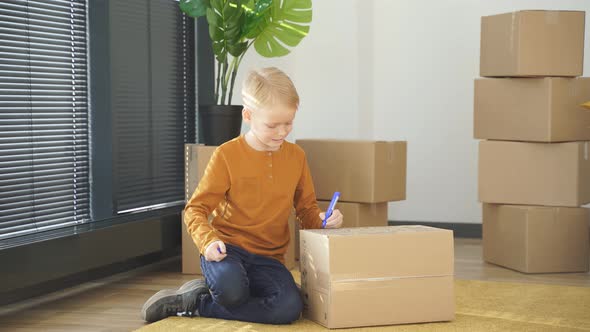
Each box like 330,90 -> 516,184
141,280 -> 207,322
140,289 -> 178,322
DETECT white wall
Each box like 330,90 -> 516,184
233,0 -> 590,224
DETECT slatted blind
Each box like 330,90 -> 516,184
112,0 -> 195,213
0,0 -> 89,240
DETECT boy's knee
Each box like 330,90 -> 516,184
269,289 -> 303,324
210,278 -> 249,308
203,256 -> 250,308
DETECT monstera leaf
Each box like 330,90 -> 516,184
207,0 -> 248,62
252,0 -> 312,57
178,0 -> 210,17
178,0 -> 312,104
243,0 -> 272,38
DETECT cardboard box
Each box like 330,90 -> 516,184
296,140 -> 407,203
300,226 -> 454,328
317,201 -> 388,228
294,201 -> 389,261
480,10 -> 585,77
185,144 -> 218,201
182,144 -> 217,274
478,140 -> 590,207
182,214 -> 202,275
483,203 -> 590,273
474,78 -> 590,142
284,211 -> 297,270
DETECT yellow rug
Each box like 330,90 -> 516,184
135,278 -> 590,332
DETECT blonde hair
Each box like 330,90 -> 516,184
241,67 -> 299,112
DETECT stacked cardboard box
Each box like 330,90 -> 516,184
294,140 -> 407,261
292,201 -> 389,261
476,10 -> 590,273
300,226 -> 455,328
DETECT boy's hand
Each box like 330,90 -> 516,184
204,240 -> 227,262
319,209 -> 343,229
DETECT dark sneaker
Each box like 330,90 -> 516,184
178,278 -> 208,292
141,279 -> 209,323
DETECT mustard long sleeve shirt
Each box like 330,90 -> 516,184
184,135 -> 323,263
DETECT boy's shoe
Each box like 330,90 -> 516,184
178,278 -> 207,292
141,278 -> 209,323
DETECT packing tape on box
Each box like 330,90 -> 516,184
545,11 -> 559,25
509,12 -> 516,54
303,274 -> 453,294
331,275 -> 454,292
332,274 -> 454,284
303,226 -> 434,236
569,80 -> 578,97
369,203 -> 377,216
388,145 -> 395,164
300,269 -> 331,293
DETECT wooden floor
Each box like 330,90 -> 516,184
0,238 -> 588,332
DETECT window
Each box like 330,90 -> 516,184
0,0 -> 196,240
109,0 -> 196,214
0,0 -> 90,240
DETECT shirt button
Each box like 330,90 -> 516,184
268,164 -> 272,167
267,152 -> 272,156
268,175 -> 273,179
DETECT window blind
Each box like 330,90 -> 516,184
0,0 -> 90,240
111,0 -> 195,213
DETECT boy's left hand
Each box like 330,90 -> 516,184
319,209 -> 343,229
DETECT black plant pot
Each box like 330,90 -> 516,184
198,105 -> 243,146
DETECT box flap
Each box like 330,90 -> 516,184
306,226 -> 454,280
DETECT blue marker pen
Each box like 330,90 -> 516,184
322,191 -> 340,228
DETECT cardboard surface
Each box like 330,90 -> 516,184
181,214 -> 202,275
296,139 -> 407,203
182,144 -> 217,274
480,10 -> 585,77
185,144 -> 218,201
317,201 -> 388,228
284,211 -> 297,270
474,77 -> 590,142
300,226 -> 455,328
483,203 -> 590,273
294,201 -> 388,261
478,140 -> 590,207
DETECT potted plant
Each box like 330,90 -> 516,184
179,0 -> 312,145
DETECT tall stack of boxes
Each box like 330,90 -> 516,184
292,140 -> 407,261
476,10 -> 590,273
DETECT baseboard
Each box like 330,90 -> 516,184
0,210 -> 182,306
388,221 -> 482,238
0,249 -> 179,307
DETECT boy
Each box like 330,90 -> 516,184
141,67 -> 343,324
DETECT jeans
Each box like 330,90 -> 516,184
198,243 -> 302,324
